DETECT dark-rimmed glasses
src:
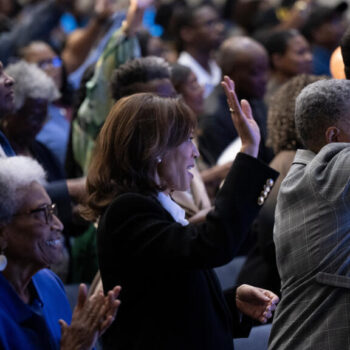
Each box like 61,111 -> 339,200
14,203 -> 58,224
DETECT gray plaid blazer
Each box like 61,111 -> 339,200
269,143 -> 350,350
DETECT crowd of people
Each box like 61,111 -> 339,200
1,0 -> 350,348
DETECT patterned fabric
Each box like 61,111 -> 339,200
72,29 -> 140,174
269,143 -> 350,350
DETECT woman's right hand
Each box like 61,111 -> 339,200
221,75 -> 260,158
59,284 -> 121,350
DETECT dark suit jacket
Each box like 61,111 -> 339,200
97,153 -> 278,350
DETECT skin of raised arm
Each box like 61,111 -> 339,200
221,75 -> 260,158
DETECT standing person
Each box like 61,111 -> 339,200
172,2 -> 224,97
269,79 -> 350,349
83,77 -> 279,349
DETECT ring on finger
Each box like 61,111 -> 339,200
229,107 -> 235,113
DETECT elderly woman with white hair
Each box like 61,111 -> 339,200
0,155 -> 121,350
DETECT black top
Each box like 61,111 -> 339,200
97,153 -> 279,349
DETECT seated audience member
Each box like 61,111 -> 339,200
20,41 -> 73,167
259,29 -> 312,102
171,2 -> 224,97
0,61 -> 15,156
237,74 -> 327,297
72,0 -> 152,174
269,79 -> 350,349
0,155 -> 120,350
198,36 -> 274,167
83,77 -> 279,349
301,2 -> 347,76
2,60 -> 86,280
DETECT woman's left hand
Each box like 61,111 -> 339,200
236,284 -> 279,324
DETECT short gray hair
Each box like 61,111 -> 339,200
0,156 -> 46,225
295,79 -> 350,152
5,60 -> 60,111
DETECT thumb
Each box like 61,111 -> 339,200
59,319 -> 68,334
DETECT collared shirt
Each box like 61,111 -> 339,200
178,51 -> 221,98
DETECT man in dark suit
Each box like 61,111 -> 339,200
198,36 -> 274,166
269,79 -> 350,349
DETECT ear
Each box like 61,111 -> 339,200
325,126 -> 340,144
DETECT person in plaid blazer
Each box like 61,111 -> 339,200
269,78 -> 350,349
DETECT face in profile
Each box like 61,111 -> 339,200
179,72 -> 204,115
2,181 -> 64,269
0,62 -> 15,115
157,133 -> 199,192
4,97 -> 48,142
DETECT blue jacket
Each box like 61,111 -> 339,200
0,269 -> 71,350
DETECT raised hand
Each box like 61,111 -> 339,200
236,284 -> 279,324
123,0 -> 154,36
221,75 -> 260,158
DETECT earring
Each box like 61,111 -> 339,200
0,250 -> 7,271
156,156 -> 162,163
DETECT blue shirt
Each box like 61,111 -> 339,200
0,269 -> 72,350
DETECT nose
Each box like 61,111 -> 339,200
192,142 -> 200,159
51,214 -> 64,232
4,72 -> 14,87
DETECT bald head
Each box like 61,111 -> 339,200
217,36 -> 268,99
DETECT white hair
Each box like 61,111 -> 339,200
5,60 -> 60,110
0,156 -> 46,225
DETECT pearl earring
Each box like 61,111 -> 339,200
156,157 -> 162,163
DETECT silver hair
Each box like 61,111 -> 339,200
295,79 -> 350,151
5,60 -> 60,110
0,156 -> 46,225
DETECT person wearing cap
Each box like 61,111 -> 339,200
301,1 -> 348,75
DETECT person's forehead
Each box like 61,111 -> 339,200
193,5 -> 218,24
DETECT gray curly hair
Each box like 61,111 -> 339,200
295,79 -> 350,152
5,60 -> 60,111
267,74 -> 327,154
0,156 -> 46,226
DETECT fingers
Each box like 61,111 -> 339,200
76,283 -> 88,310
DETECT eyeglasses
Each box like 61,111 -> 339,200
37,56 -> 62,69
14,203 -> 58,224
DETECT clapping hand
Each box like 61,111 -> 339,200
221,75 -> 260,158
59,284 -> 121,350
236,284 -> 279,324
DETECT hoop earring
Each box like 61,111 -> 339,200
0,250 -> 7,271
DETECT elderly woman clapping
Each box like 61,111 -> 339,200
0,156 -> 120,350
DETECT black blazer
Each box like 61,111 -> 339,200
97,153 -> 278,350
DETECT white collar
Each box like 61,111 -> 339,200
157,192 -> 189,226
